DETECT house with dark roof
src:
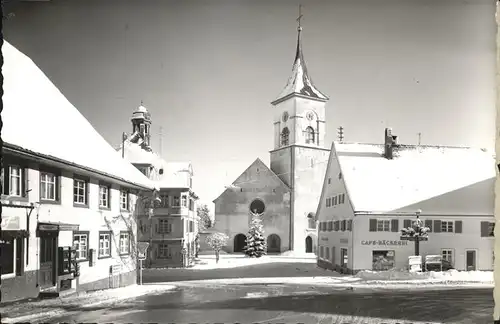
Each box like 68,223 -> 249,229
1,41 -> 156,303
316,128 -> 495,273
117,106 -> 200,268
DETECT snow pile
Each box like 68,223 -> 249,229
355,269 -> 493,283
1,284 -> 176,323
174,276 -> 361,286
280,250 -> 317,258
190,254 -> 316,270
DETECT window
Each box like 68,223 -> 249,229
98,232 -> 111,258
158,244 -> 172,259
281,127 -> 290,146
158,219 -> 172,234
340,194 -> 345,204
173,196 -> 180,207
160,194 -> 169,208
325,247 -> 330,260
305,126 -> 315,144
73,178 -> 88,205
341,248 -> 348,267
249,199 -> 265,215
441,221 -> 454,233
333,196 -> 337,205
347,220 -> 352,231
377,220 -> 390,232
119,232 -> 130,255
189,198 -> 194,211
326,198 -> 330,207
341,220 -> 346,231
441,249 -> 454,265
7,166 -> 22,196
73,233 -> 89,261
120,190 -> 129,210
0,238 -> 15,276
40,172 -> 57,201
319,246 -> 324,259
181,195 -> 187,207
99,185 -> 110,208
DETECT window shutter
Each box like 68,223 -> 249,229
480,221 -> 489,237
424,220 -> 433,232
341,220 -> 346,231
454,220 -> 463,234
369,219 -> 377,232
22,168 -> 28,198
3,166 -> 9,195
403,219 -> 411,228
347,220 -> 352,231
433,220 -> 442,233
391,219 -> 399,232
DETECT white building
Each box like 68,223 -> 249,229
316,128 -> 495,273
1,41 -> 156,303
117,109 -> 200,268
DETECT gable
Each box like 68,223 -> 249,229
213,158 -> 289,203
336,143 -> 495,214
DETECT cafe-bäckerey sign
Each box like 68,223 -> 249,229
361,240 -> 408,246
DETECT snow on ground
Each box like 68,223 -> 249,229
185,253 -> 316,270
355,269 -> 493,282
1,284 -> 176,323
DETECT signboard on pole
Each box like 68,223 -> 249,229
137,242 -> 150,261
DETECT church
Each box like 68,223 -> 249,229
213,14 -> 329,254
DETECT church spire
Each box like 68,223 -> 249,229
271,4 -> 328,106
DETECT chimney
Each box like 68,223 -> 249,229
384,128 -> 398,159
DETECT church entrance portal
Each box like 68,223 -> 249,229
233,234 -> 247,253
305,236 -> 313,253
267,234 -> 281,253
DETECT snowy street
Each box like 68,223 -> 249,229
1,256 -> 494,324
8,283 -> 493,324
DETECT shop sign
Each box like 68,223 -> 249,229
1,216 -> 20,230
320,237 -> 328,241
38,224 -> 59,231
361,240 -> 408,246
340,238 -> 348,244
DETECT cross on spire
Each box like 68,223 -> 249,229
296,4 -> 303,31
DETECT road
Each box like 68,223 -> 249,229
40,284 -> 492,324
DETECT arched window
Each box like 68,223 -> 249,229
305,127 -> 315,144
281,127 -> 290,147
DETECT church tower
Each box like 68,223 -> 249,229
130,102 -> 152,148
269,5 -> 331,252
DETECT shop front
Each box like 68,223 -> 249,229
354,239 -> 412,271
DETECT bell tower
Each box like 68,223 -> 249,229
130,101 -> 152,147
269,5 -> 331,253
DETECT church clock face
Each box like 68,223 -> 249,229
282,112 -> 289,122
306,111 -> 315,121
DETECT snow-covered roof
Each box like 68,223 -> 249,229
118,140 -> 163,168
2,41 -> 155,190
271,28 -> 328,105
333,142 -> 495,213
156,162 -> 194,189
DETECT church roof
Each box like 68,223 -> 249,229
271,23 -> 328,105
318,141 -> 495,215
2,41 -> 155,191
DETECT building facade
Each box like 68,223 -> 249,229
212,15 -> 328,254
316,128 -> 495,273
119,105 -> 200,268
1,41 -> 155,303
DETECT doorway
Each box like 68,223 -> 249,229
39,236 -> 57,289
267,234 -> 281,253
233,234 -> 246,253
305,236 -> 313,253
466,250 -> 477,271
372,250 -> 395,271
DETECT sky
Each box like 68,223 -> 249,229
3,0 -> 496,206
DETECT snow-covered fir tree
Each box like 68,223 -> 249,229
245,213 -> 267,258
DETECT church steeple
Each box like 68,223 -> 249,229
271,5 -> 328,106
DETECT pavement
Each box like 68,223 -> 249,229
25,284 -> 493,324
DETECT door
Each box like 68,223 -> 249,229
267,234 -> 281,253
40,237 -> 57,288
233,234 -> 247,253
466,250 -> 476,271
305,236 -> 313,253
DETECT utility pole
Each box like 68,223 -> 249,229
337,126 -> 344,143
417,132 -> 422,146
